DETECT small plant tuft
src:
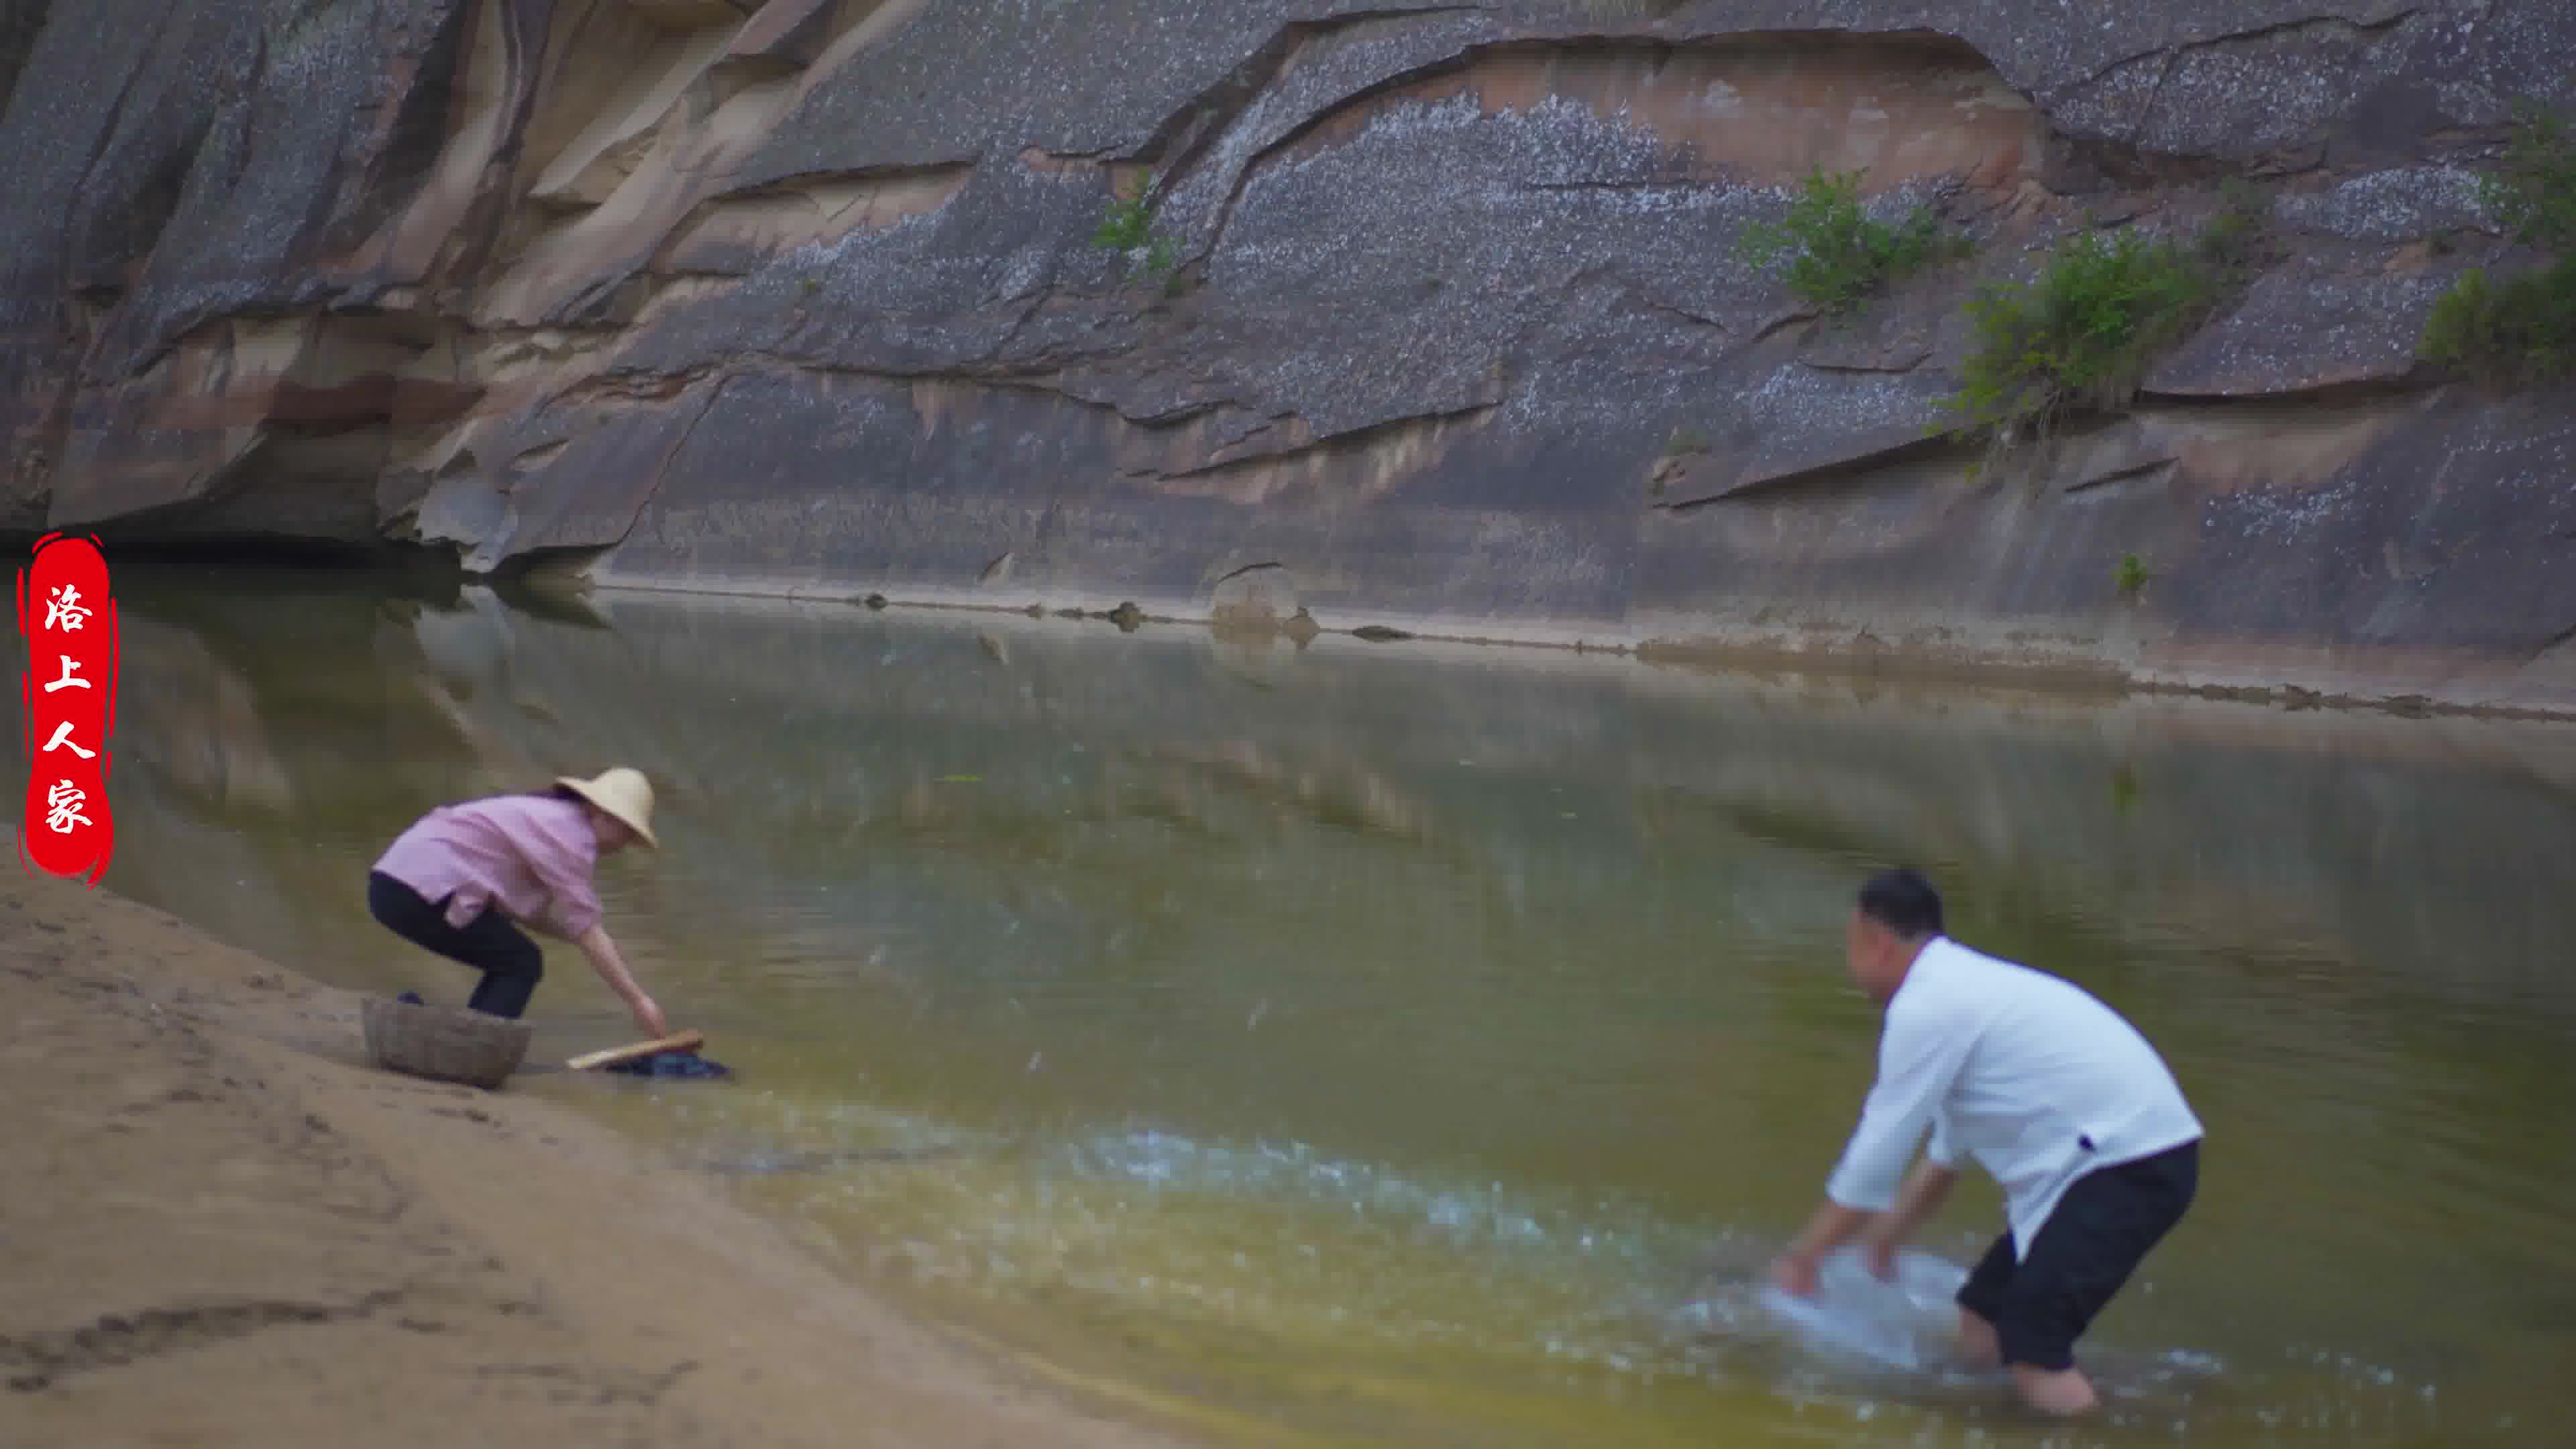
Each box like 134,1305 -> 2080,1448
1092,168 -> 1185,286
1648,425 -> 1711,499
1737,169 -> 1969,319
2114,552 -> 2151,596
2196,177 -> 2282,282
1091,172 -> 1157,252
2419,101 -> 2576,388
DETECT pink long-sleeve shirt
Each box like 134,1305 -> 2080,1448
373,793 -> 606,941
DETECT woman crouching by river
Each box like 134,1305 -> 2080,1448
367,767 -> 668,1038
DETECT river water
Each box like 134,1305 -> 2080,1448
54,568 -> 2576,1447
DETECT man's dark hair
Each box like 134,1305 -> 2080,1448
1857,867 -> 1944,940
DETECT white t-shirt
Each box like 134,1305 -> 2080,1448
1825,936 -> 2204,1260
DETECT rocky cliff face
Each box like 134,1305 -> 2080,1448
2,1 -> 2572,710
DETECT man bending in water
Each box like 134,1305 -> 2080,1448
1771,868 -> 2204,1415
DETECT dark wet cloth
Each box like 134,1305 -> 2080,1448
602,1050 -> 733,1080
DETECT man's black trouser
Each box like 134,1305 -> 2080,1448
367,869 -> 544,1019
1954,1138 -> 2201,1373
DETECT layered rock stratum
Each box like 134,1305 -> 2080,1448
2,1 -> 2571,708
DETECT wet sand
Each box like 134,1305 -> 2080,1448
0,873 -> 1194,1449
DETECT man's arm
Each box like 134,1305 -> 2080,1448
1774,1199 -> 1876,1295
1864,1159 -> 1960,1267
1881,1157 -> 1960,1240
576,923 -> 666,1037
1774,1159 -> 1960,1293
1774,996 -> 1976,1294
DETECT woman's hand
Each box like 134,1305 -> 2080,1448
578,924 -> 667,1038
629,993 -> 668,1038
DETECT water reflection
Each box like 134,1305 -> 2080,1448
38,569 -> 2576,1446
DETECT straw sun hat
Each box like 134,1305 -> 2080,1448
556,766 -> 660,849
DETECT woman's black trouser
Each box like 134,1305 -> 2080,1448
366,869 -> 544,1019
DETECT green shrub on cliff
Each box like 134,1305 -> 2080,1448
1934,184 -> 2275,456
1736,169 -> 1965,318
1934,229 -> 2218,451
2421,258 -> 2576,384
2420,103 -> 2576,386
2481,101 -> 2576,250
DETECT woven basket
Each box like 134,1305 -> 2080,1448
360,995 -> 533,1090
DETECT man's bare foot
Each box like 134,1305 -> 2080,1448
2012,1364 -> 2100,1415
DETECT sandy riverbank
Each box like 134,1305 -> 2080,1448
0,873 -> 1196,1449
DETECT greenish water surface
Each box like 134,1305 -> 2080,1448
40,568 -> 2576,1448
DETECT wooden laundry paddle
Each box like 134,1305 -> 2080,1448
566,1030 -> 705,1071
